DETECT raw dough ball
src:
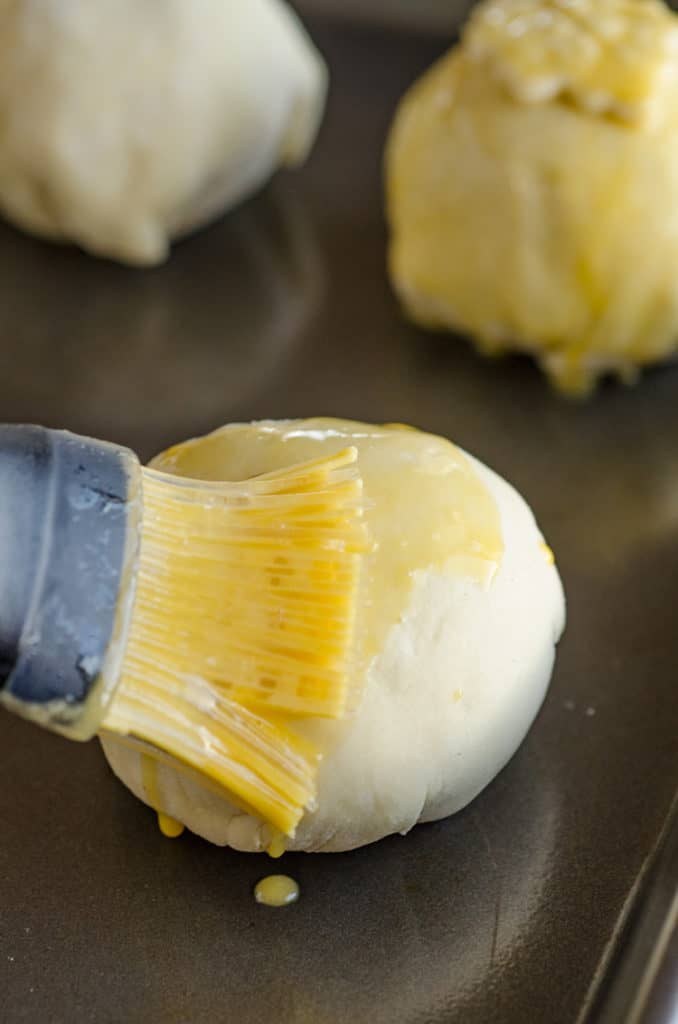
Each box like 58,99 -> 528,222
386,0 -> 678,395
0,0 -> 326,265
101,420 -> 565,852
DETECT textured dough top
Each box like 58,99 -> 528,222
465,0 -> 678,123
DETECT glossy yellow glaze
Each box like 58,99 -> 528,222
141,753 -> 184,837
158,813 -> 185,838
141,752 -> 161,808
152,419 -> 503,669
387,0 -> 678,396
267,830 -> 287,859
540,541 -> 556,566
254,875 -> 300,907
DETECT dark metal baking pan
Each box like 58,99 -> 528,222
1,15 -> 677,1024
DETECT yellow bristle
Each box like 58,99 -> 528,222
104,670 -> 319,835
102,447 -> 367,835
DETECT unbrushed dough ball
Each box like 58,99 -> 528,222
0,0 -> 326,265
101,419 -> 565,854
386,0 -> 678,395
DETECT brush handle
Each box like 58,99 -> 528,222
0,425 -> 141,740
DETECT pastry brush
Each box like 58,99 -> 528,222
0,425 -> 367,836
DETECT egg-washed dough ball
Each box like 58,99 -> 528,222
0,0 -> 326,266
386,0 -> 678,396
101,419 -> 565,853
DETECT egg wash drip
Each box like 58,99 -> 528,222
255,875 -> 300,907
141,753 -> 185,838
144,419 -> 504,842
141,750 -> 300,900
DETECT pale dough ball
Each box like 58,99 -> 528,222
101,419 -> 565,853
386,0 -> 678,395
0,0 -> 326,265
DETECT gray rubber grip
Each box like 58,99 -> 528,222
0,425 -> 139,736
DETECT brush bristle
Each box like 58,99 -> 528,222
103,672 -> 320,835
102,447 -> 367,835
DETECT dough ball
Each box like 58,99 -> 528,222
0,0 -> 326,265
386,0 -> 678,396
101,419 -> 565,853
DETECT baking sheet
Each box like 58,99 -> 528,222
295,0 -> 473,32
0,18 -> 677,1024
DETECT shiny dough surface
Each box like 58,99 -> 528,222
386,0 -> 678,395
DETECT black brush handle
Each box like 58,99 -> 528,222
0,425 -> 140,739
